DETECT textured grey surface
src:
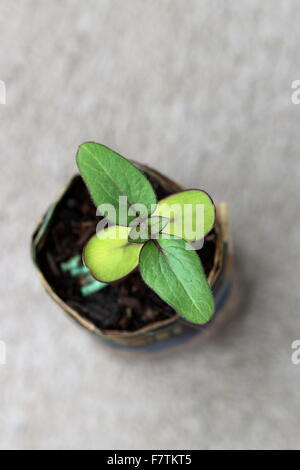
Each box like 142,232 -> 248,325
0,0 -> 300,450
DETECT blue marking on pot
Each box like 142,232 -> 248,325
60,255 -> 107,296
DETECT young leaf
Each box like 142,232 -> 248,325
153,190 -> 215,242
76,142 -> 157,225
139,236 -> 215,324
83,226 -> 143,283
128,216 -> 169,244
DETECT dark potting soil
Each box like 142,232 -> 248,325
37,172 -> 216,331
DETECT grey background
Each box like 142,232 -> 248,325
0,0 -> 299,450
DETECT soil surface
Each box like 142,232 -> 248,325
37,172 -> 216,331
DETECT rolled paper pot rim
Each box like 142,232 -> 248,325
31,164 -> 232,342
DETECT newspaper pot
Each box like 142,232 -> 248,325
31,164 -> 236,353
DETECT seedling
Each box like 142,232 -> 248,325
76,142 -> 216,324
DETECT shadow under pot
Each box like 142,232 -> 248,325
31,163 -> 236,353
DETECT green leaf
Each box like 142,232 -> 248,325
83,226 -> 143,283
153,190 -> 215,242
76,142 -> 157,225
128,216 -> 169,244
139,236 -> 215,324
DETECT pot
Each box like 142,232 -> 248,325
31,164 -> 236,352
